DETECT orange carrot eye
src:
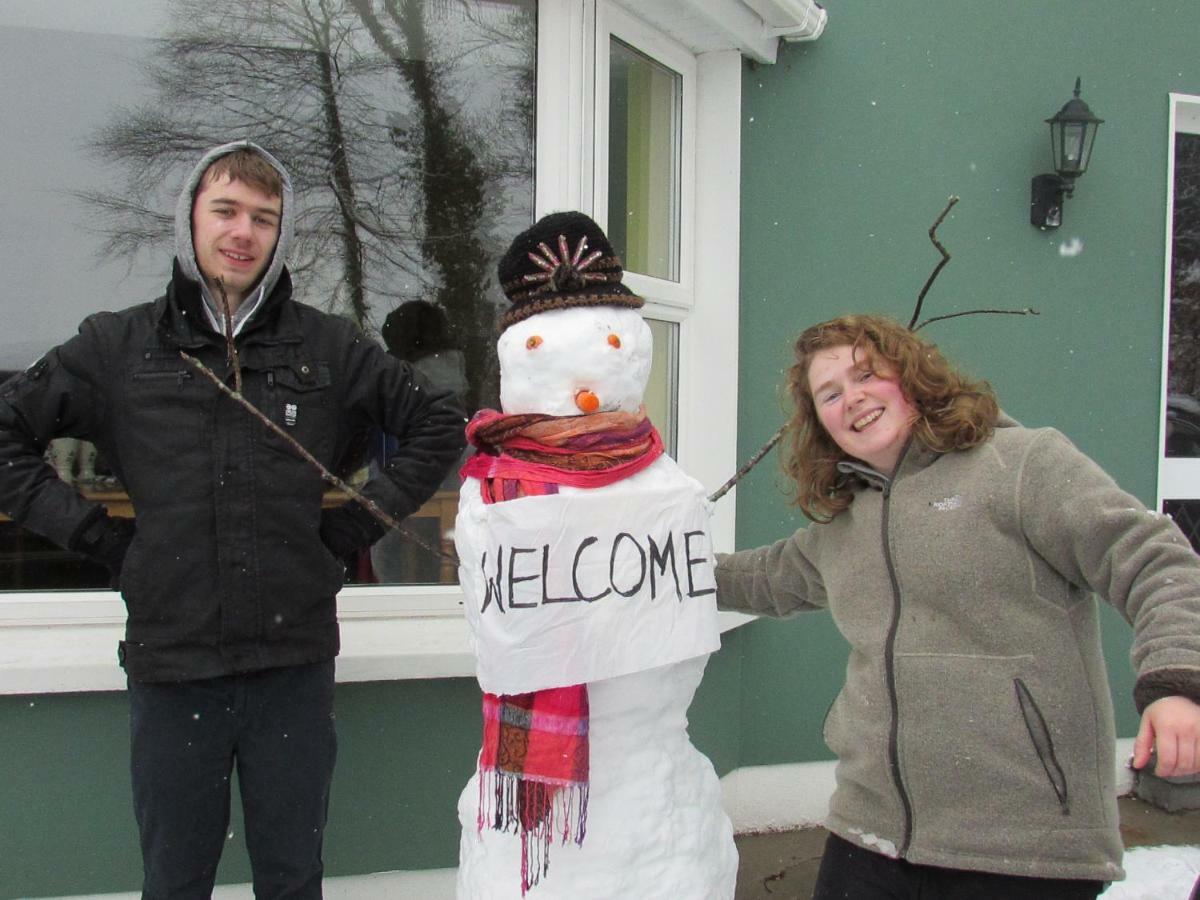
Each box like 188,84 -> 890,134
526,335 -> 543,349
607,334 -> 621,349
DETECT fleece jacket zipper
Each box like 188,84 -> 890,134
880,479 -> 915,857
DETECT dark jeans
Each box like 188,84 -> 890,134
129,661 -> 337,900
813,833 -> 1106,900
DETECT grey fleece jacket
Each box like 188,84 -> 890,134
715,418 -> 1200,882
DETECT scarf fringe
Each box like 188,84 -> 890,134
477,768 -> 590,895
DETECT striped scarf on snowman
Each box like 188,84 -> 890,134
461,406 -> 664,894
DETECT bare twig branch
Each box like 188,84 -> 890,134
709,196 -> 1037,502
908,195 -> 959,330
709,193 -> 1049,502
214,277 -> 243,394
708,423 -> 788,503
179,350 -> 457,565
913,307 -> 1040,331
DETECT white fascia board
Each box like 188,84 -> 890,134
609,0 -> 806,64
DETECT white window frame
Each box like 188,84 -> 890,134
0,0 -> 743,694
594,3 -> 697,308
1158,93 -> 1200,504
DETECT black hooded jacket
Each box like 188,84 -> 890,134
0,259 -> 465,682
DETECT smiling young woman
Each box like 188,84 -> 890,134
715,313 -> 1200,900
786,314 -> 997,521
806,344 -> 917,475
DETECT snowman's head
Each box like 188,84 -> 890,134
498,305 -> 652,416
495,211 -> 653,416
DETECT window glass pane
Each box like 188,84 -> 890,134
1166,132 -> 1200,459
0,0 -> 535,591
644,318 -> 678,457
607,37 -> 681,281
1164,499 -> 1200,553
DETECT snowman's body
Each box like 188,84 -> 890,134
455,305 -> 737,898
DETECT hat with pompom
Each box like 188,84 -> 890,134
496,211 -> 643,331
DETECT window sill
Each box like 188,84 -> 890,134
0,589 -> 753,695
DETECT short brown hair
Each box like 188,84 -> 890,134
200,148 -> 283,198
784,314 -> 999,521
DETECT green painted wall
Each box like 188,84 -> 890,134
734,0 -> 1200,765
0,692 -> 136,895
0,650 -> 742,897
0,679 -> 483,896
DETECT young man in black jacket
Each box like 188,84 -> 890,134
0,141 -> 466,898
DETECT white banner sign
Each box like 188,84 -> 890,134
455,459 -> 720,695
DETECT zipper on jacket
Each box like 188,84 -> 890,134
1014,678 -> 1071,815
132,370 -> 193,388
880,481 -> 916,856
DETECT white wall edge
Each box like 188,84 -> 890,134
720,738 -> 1140,835
0,606 -> 753,696
688,47 -> 743,553
720,757 -> 837,832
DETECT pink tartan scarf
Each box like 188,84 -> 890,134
463,407 -> 664,894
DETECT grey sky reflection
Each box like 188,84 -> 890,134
0,22 -> 162,369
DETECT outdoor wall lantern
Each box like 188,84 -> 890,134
1030,77 -> 1104,229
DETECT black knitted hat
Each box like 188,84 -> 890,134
497,211 -> 643,331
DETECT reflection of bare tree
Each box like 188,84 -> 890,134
1171,135 -> 1200,396
79,0 -> 535,411
348,0 -> 531,411
1174,135 -> 1200,282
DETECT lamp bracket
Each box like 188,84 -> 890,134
1030,173 -> 1066,229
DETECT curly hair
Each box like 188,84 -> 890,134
784,314 -> 999,521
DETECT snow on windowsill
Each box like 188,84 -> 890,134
0,587 -> 754,696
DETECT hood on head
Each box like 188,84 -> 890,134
174,139 -> 294,303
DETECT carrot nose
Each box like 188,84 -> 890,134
575,389 -> 600,414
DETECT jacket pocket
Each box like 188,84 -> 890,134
893,653 -> 1073,846
268,360 -> 332,396
259,361 -> 336,463
130,368 -> 194,386
125,362 -> 207,464
1014,678 -> 1070,815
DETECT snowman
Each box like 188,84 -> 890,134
454,212 -> 737,898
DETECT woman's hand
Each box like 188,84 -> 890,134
1133,695 -> 1200,777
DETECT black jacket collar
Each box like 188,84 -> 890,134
154,259 -> 300,348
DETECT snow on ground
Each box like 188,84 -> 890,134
52,844 -> 1200,899
1101,845 -> 1200,899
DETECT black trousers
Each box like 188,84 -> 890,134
128,661 -> 337,900
813,833 -> 1106,900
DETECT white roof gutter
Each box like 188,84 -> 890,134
741,0 -> 828,43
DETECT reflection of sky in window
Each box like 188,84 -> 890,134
0,22 -> 163,369
0,0 -> 167,38
0,1 -> 534,371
